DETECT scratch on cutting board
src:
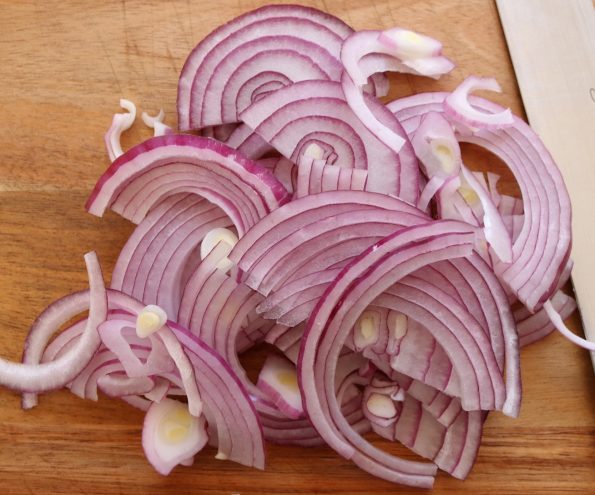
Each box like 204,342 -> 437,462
124,39 -> 151,88
97,33 -> 124,95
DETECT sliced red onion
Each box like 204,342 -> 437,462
516,290 -> 577,347
501,214 -> 525,243
460,165 -> 513,263
179,246 -> 368,443
142,398 -> 208,475
444,77 -> 514,130
105,99 -> 136,161
270,157 -> 296,194
39,318 -> 86,364
411,111 -> 462,179
433,409 -> 484,480
416,175 -> 444,211
358,52 -> 455,85
3,4 -> 580,484
257,354 -> 304,420
111,194 -> 232,319
98,319 -> 175,378
70,351 -> 147,400
363,387 -> 399,428
1,253 -> 106,394
432,255 -> 520,416
486,172 -> 502,207
230,190 -> 429,295
543,300 -> 595,351
396,375 -> 463,427
341,29 -> 453,88
21,293 -> 87,409
384,319 -> 458,398
295,148 -> 368,198
435,175 -> 479,226
259,354 -> 369,447
86,135 -> 290,235
214,123 -> 240,142
498,194 -> 524,216
411,111 -> 512,262
239,80 -> 418,201
389,92 -> 571,311
156,327 -> 203,417
167,322 -> 266,468
265,324 -> 305,356
105,290 -> 266,468
367,381 -> 482,480
376,281 -> 505,411
145,376 -> 171,403
393,395 -> 482,479
226,123 -> 276,160
179,245 -> 323,434
247,215 -> 518,416
177,4 -> 386,130
22,285 -> 266,466
299,222 -> 477,487
339,28 -> 452,183
199,36 -> 343,126
97,374 -> 155,398
141,109 -> 173,137
340,72 -> 406,154
378,28 -> 442,60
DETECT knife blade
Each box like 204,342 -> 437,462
496,0 -> 595,364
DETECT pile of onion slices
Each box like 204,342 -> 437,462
2,4 -> 592,489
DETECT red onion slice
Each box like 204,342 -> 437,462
105,99 -> 136,161
543,301 -> 595,351
230,190 -> 429,295
342,29 -> 453,87
257,354 -> 304,420
260,254 -> 519,416
516,290 -> 577,348
97,374 -> 155,398
105,291 -> 266,469
0,253 -> 106,394
69,346 -> 151,400
239,80 -> 418,201
444,77 -> 514,130
396,375 -> 462,427
111,194 -> 232,319
369,387 -> 482,479
179,244 -> 328,436
299,222 -> 477,487
375,282 -> 504,411
86,135 -> 290,235
177,4 -> 386,129
142,398 -> 209,475
201,36 -> 343,126
459,165 -> 513,263
411,111 -> 512,262
226,123 -> 276,160
389,92 -> 571,311
339,28 -> 452,171
141,108 -> 173,137
98,320 -> 175,378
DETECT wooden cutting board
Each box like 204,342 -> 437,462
0,1 -> 593,494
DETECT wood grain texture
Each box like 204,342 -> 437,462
497,0 -> 595,365
0,1 -> 593,494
